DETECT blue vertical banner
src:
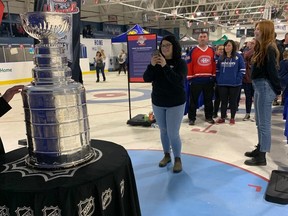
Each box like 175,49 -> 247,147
34,0 -> 83,83
127,34 -> 157,83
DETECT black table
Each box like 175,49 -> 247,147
0,139 -> 141,216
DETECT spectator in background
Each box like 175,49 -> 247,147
16,24 -> 26,37
275,33 -> 288,105
213,44 -> 224,118
82,25 -> 92,38
244,20 -> 281,166
82,26 -> 88,38
11,23 -> 19,37
277,32 -> 288,61
94,51 -> 106,82
240,41 -> 248,53
279,50 -> 288,104
234,41 -> 242,54
273,33 -> 288,105
118,49 -> 127,75
100,49 -> 106,74
186,31 -> 216,125
215,40 -> 246,125
242,38 -> 256,121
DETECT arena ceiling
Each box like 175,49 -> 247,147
4,0 -> 288,31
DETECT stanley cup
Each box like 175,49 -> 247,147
20,12 -> 94,169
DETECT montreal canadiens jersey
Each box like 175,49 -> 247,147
186,45 -> 216,79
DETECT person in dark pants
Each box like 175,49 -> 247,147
186,31 -> 216,125
213,44 -> 224,118
279,50 -> 288,104
242,38 -> 256,121
0,85 -> 24,154
272,33 -> 288,105
118,49 -> 127,75
95,51 -> 106,82
100,49 -> 106,75
215,40 -> 246,125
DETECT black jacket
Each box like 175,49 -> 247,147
251,45 -> 281,95
143,58 -> 187,107
277,39 -> 288,61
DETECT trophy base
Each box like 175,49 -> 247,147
25,146 -> 96,170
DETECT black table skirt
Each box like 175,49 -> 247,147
0,139 -> 141,216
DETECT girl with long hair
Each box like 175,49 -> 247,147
244,20 -> 281,166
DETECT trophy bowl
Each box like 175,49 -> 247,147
20,12 -> 71,42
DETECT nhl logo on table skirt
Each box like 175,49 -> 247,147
120,179 -> 125,198
42,206 -> 61,216
78,196 -> 95,216
102,188 -> 112,210
0,206 -> 9,216
15,206 -> 34,216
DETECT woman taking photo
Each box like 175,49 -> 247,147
244,20 -> 281,166
143,35 -> 187,173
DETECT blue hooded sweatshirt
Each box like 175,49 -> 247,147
216,53 -> 246,86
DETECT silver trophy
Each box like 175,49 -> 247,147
20,12 -> 95,169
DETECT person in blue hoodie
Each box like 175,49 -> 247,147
215,40 -> 246,125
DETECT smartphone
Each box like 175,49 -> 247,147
152,49 -> 160,56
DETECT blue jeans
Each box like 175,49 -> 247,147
152,103 -> 186,158
253,79 -> 276,152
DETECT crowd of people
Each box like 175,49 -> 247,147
143,20 -> 288,173
93,48 -> 128,82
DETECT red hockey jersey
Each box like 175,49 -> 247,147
186,45 -> 216,79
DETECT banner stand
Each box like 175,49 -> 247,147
126,34 -> 157,124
